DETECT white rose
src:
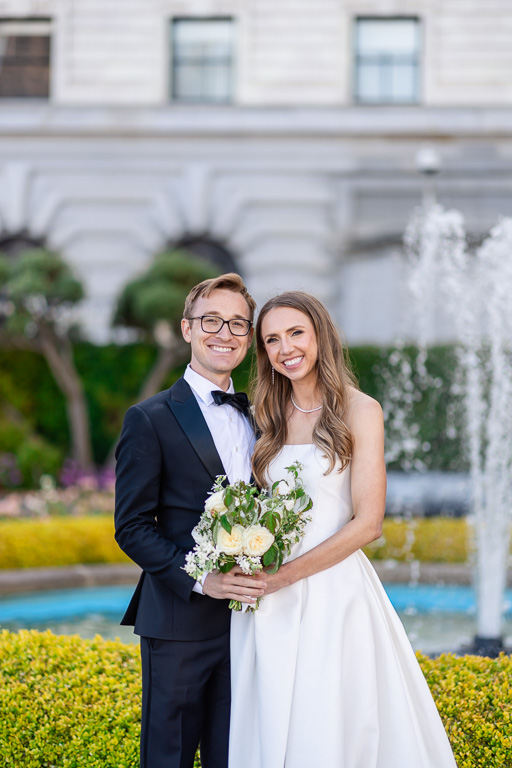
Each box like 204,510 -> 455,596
242,525 -> 275,557
205,491 -> 228,517
276,480 -> 292,496
284,498 -> 295,512
216,523 -> 244,555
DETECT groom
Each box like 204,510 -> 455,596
115,273 -> 265,768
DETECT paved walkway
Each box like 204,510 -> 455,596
0,560 -> 484,595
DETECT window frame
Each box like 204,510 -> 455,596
0,17 -> 52,100
170,16 -> 235,105
353,16 -> 421,105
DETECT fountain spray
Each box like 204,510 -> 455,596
404,207 -> 512,655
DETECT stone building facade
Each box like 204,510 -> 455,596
0,0 -> 511,343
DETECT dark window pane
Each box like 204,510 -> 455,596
0,34 -> 50,98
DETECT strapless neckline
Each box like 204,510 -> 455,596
282,443 -> 315,447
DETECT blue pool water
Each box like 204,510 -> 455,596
0,584 -> 133,623
2,582 -> 512,624
2,583 -> 512,653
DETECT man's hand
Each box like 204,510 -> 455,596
203,566 -> 266,604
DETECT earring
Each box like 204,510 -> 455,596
271,366 -> 275,385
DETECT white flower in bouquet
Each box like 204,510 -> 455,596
276,480 -> 292,496
216,523 -> 245,555
242,525 -> 275,556
205,490 -> 228,517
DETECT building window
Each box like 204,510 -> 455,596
354,18 -> 420,104
171,18 -> 234,103
0,19 -> 51,98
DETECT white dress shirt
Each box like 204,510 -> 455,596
183,365 -> 255,595
184,365 -> 254,485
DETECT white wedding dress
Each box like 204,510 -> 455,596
229,444 -> 457,768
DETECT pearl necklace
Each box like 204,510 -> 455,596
291,394 -> 323,413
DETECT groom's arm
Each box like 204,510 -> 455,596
114,403 -> 194,603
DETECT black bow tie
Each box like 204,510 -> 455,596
211,390 -> 250,417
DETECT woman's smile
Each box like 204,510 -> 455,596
282,355 -> 304,369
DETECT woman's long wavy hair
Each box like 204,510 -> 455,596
251,292 -> 358,487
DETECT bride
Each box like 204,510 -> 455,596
229,291 -> 457,768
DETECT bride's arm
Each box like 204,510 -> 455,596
260,394 -> 386,596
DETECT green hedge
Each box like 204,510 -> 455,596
0,516 -> 130,569
363,517 -> 471,563
0,343 -> 463,470
0,630 -> 510,767
0,515 -> 473,570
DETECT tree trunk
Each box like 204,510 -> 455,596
37,322 -> 94,470
138,341 -> 187,402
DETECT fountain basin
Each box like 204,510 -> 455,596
2,583 -> 512,654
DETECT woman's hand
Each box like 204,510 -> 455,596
255,565 -> 293,596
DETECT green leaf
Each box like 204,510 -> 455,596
220,515 -> 232,534
262,544 -> 277,567
224,489 -> 233,507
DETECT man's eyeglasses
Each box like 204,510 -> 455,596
187,315 -> 253,337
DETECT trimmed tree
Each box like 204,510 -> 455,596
0,248 -> 93,469
113,249 -> 219,402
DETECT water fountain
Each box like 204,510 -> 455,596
403,205 -> 512,655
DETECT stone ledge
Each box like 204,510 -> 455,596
373,560 -> 472,585
0,564 -> 141,595
1,561 -> 510,595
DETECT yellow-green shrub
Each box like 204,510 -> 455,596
364,517 -> 472,563
419,652 -> 512,768
1,630 -> 511,768
0,630 -> 140,767
0,630 -> 198,767
0,516 -> 130,569
0,515 -> 490,569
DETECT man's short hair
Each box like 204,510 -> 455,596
183,272 -> 256,321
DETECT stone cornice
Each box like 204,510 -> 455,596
1,105 -> 512,138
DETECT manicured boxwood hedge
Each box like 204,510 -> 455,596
364,516 -> 471,563
0,630 -> 510,768
0,516 -> 130,569
0,515 -> 474,569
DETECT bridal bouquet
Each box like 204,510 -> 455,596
183,461 -> 313,611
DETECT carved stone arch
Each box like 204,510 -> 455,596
173,235 -> 240,275
0,232 -> 46,257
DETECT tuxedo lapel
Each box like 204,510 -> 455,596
167,377 -> 226,482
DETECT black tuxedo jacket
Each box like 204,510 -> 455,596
114,376 -> 234,641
